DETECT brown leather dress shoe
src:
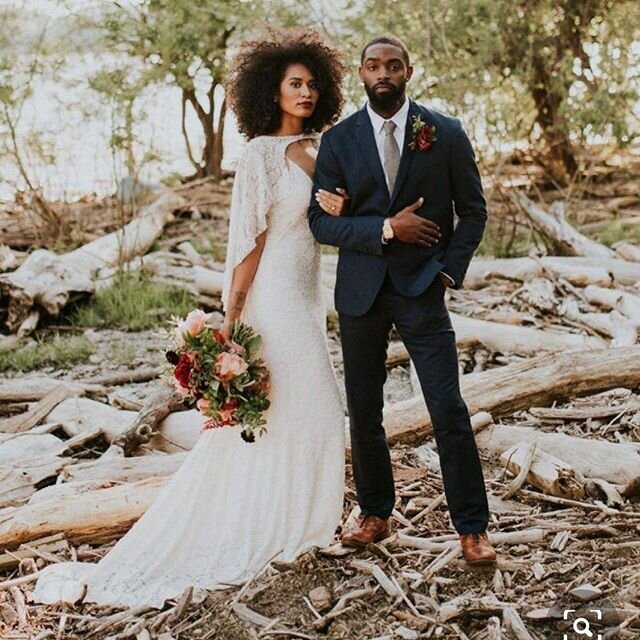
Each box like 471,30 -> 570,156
341,515 -> 390,548
460,532 -> 497,565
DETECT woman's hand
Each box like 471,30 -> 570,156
219,321 -> 246,355
315,187 -> 349,216
220,320 -> 233,343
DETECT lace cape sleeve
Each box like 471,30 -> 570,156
221,140 -> 273,311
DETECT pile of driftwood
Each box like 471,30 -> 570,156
0,179 -> 640,638
1,385 -> 639,638
0,178 -> 234,340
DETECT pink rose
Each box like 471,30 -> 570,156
175,309 -> 208,345
196,397 -> 210,413
228,340 -> 246,356
172,377 -> 190,397
215,351 -> 248,382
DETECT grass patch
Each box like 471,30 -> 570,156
596,220 -> 640,247
190,236 -> 227,262
71,271 -> 196,331
106,339 -> 138,366
477,220 -> 532,258
0,333 -> 95,373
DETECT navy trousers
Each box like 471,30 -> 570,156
338,273 -> 490,534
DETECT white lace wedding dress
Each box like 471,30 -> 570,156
32,133 -> 345,609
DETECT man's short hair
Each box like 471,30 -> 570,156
360,35 -> 410,67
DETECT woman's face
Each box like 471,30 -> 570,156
276,63 -> 319,120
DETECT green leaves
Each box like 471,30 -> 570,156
347,0 -> 640,178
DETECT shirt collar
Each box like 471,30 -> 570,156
366,96 -> 410,134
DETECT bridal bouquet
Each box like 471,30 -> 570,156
165,310 -> 271,442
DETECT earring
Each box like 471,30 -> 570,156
273,97 -> 278,102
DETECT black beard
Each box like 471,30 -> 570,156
364,80 -> 406,111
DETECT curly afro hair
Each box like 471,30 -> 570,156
226,28 -> 346,140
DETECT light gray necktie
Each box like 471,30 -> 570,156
382,120 -> 400,194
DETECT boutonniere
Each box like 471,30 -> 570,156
408,115 -> 437,152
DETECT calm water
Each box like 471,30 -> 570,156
0,51 -> 249,201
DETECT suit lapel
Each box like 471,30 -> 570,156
354,107 -> 389,199
388,99 -> 421,211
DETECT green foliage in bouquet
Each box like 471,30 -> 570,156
168,313 -> 271,443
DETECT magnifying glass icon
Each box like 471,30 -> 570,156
573,617 -> 593,637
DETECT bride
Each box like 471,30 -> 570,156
32,29 -> 350,609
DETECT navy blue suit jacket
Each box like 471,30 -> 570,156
307,98 -> 488,317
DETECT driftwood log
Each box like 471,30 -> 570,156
451,313 -> 603,352
0,376 -> 106,402
322,253 -> 640,289
514,193 -> 615,259
558,299 -> 637,346
45,397 -> 137,440
384,346 -> 640,445
384,314 -> 603,369
62,451 -> 187,485
582,285 -> 640,326
110,383 -> 185,456
614,241 -> 640,262
0,477 -> 168,550
0,191 -> 185,334
0,430 -> 103,508
499,442 -> 586,500
0,384 -> 79,434
479,424 -> 640,484
463,256 -> 640,288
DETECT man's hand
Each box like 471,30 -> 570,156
438,272 -> 452,288
390,197 -> 441,247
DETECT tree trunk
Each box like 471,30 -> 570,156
530,54 -> 577,185
209,97 -> 226,181
182,85 -> 224,182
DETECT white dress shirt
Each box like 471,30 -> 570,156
366,98 -> 455,286
366,97 -> 410,190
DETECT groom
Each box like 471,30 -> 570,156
308,35 -> 496,564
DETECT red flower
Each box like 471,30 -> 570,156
213,331 -> 226,345
415,126 -> 434,151
173,352 -> 194,388
202,397 -> 240,431
408,115 -> 437,153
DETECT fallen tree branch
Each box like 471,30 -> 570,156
513,193 -> 615,259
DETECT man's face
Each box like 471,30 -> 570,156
359,43 -> 413,111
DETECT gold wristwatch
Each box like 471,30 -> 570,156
382,218 -> 395,242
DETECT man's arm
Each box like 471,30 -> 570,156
441,120 -> 488,288
308,133 -> 386,256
